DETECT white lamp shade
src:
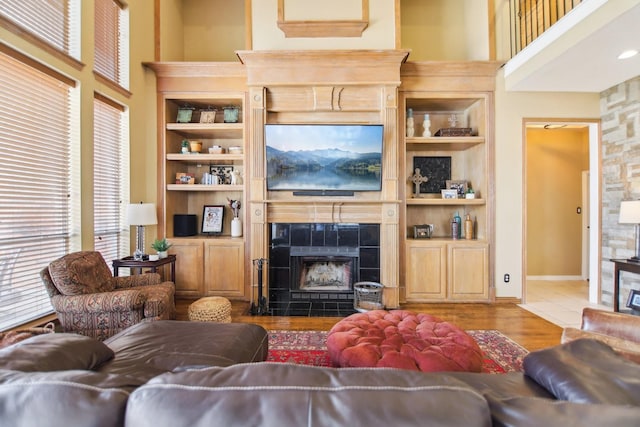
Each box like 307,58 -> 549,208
619,200 -> 640,224
126,203 -> 157,226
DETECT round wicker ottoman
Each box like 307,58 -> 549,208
188,297 -> 232,323
327,310 -> 483,372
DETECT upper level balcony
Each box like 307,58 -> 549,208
504,0 -> 640,92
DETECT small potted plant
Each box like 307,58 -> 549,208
151,238 -> 172,259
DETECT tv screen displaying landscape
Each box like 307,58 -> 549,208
265,124 -> 383,192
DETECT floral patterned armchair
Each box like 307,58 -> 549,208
40,251 -> 175,340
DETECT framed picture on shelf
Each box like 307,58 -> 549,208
202,205 -> 224,234
176,106 -> 194,123
199,110 -> 216,124
441,189 -> 458,199
626,289 -> 640,311
446,180 -> 468,198
209,165 -> 234,185
413,156 -> 451,194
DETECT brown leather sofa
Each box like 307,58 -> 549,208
561,307 -> 640,363
1,320 -> 640,426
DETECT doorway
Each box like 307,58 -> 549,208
522,120 -> 601,305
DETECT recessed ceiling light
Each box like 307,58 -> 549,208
618,50 -> 638,60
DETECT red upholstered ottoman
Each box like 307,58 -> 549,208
327,310 -> 483,372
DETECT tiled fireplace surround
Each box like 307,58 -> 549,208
268,223 -> 381,316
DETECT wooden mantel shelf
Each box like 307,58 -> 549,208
236,50 -> 410,86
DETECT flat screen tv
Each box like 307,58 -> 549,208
265,124 -> 383,194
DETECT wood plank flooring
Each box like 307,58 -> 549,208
176,299 -> 563,352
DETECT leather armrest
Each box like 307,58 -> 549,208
562,327 -> 640,363
581,308 -> 640,343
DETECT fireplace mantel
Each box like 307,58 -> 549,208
241,50 -> 407,308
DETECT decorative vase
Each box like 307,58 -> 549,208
422,114 -> 432,137
406,108 -> 415,137
158,251 -> 168,259
231,217 -> 242,237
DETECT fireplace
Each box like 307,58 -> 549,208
269,223 -> 380,316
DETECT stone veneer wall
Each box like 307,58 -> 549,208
601,76 -> 640,307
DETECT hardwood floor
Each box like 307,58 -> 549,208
176,299 -> 563,352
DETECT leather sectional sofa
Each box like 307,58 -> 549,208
1,320 -> 640,426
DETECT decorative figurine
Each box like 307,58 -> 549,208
422,114 -> 432,137
410,168 -> 429,198
406,108 -> 415,137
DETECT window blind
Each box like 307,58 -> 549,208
0,0 -> 80,60
0,48 -> 80,330
94,0 -> 128,89
93,94 -> 130,265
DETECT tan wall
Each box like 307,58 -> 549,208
526,127 -> 589,276
401,0 -> 489,60
494,68 -> 599,298
182,0 -> 246,61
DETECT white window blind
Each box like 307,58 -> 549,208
94,0 -> 129,89
93,94 -> 129,265
0,0 -> 80,60
0,47 -> 80,331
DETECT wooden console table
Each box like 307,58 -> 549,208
113,255 -> 176,283
610,258 -> 640,312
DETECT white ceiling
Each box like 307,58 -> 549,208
503,0 -> 640,93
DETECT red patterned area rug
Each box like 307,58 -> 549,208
267,330 -> 528,374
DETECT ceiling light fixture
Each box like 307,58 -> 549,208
618,49 -> 638,60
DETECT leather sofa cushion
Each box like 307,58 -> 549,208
486,395 -> 640,427
127,362 -> 493,427
0,333 -> 114,372
48,251 -> 115,295
0,369 -> 130,427
562,327 -> 640,363
523,339 -> 640,405
100,320 -> 268,386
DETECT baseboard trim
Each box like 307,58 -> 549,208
527,275 -> 584,281
496,297 -> 522,305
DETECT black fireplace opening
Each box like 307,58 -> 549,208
268,223 -> 380,316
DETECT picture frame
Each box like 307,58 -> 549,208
413,224 -> 434,239
199,110 -> 217,124
446,180 -> 468,198
626,289 -> 640,311
209,165 -> 234,185
202,205 -> 224,234
176,107 -> 194,123
412,156 -> 452,194
441,189 -> 458,199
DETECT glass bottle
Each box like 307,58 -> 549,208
465,214 -> 473,240
453,211 -> 462,239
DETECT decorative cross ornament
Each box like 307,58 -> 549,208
448,114 -> 458,128
410,168 -> 429,198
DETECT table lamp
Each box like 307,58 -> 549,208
619,200 -> 640,262
126,203 -> 157,261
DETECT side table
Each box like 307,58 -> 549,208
610,258 -> 640,312
113,255 -> 176,283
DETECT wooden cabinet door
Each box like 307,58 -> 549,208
405,241 -> 447,301
448,242 -> 489,301
204,240 -> 244,297
169,239 -> 204,297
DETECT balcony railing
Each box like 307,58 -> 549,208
509,0 -> 583,57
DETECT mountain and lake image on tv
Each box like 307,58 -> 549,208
265,124 -> 384,192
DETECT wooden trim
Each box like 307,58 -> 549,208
244,0 -> 253,50
488,0 -> 496,60
394,0 -> 401,50
93,71 -> 132,98
0,41 -> 77,87
276,0 -> 369,38
154,0 -> 161,61
0,15 -> 84,72
94,92 -> 126,112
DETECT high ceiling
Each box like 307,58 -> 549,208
503,0 -> 640,93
